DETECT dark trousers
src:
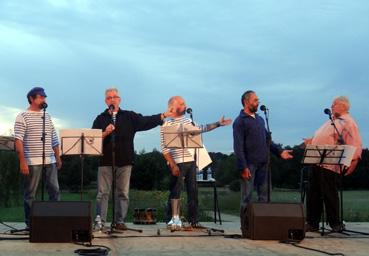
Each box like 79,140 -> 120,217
306,166 -> 340,228
165,161 -> 198,224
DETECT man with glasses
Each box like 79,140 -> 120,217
92,88 -> 173,231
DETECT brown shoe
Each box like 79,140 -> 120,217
115,223 -> 128,231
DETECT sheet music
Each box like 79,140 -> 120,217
196,146 -> 212,170
303,144 -> 356,167
0,136 -> 15,151
162,124 -> 203,148
60,129 -> 102,155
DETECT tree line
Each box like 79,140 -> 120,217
1,146 -> 368,207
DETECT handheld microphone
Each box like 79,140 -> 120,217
108,104 -> 115,112
186,108 -> 192,114
41,102 -> 48,109
260,105 -> 267,112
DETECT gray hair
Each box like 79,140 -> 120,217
105,87 -> 119,96
334,96 -> 350,111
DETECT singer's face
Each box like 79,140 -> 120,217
246,93 -> 259,113
172,97 -> 186,116
331,100 -> 347,117
105,91 -> 121,109
31,95 -> 46,109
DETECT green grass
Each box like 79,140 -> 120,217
2,189 -> 369,222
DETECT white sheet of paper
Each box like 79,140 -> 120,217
195,146 -> 212,170
303,144 -> 356,167
60,129 -> 102,155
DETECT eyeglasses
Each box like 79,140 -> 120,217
106,96 -> 120,101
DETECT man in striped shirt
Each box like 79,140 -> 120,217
14,87 -> 62,229
160,96 -> 232,229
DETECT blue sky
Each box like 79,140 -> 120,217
1,0 -> 368,153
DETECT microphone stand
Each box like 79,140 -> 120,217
109,113 -> 117,233
41,105 -> 47,201
261,108 -> 272,202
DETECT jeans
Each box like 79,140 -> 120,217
96,165 -> 132,224
166,161 -> 198,224
240,163 -> 268,216
23,164 -> 60,226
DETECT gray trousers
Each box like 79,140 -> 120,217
95,165 -> 132,223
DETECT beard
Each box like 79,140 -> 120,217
249,105 -> 258,113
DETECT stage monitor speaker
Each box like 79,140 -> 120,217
242,202 -> 305,241
30,201 -> 92,243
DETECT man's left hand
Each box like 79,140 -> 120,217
345,159 -> 359,176
280,150 -> 293,160
218,116 -> 232,126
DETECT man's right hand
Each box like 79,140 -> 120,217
104,124 -> 115,136
20,159 -> 29,175
170,163 -> 180,177
241,167 -> 251,180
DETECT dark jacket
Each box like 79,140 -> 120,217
233,110 -> 282,170
92,108 -> 162,167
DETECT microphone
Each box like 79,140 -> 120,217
186,108 -> 192,114
324,108 -> 331,116
108,104 -> 115,112
260,105 -> 267,112
41,102 -> 48,109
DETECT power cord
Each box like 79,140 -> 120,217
280,240 -> 345,256
74,242 -> 111,256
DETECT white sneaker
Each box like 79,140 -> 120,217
94,215 -> 104,231
174,217 -> 182,229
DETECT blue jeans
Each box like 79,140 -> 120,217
24,164 -> 60,226
96,165 -> 132,223
166,161 -> 198,224
240,163 -> 268,215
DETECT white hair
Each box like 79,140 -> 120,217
334,96 -> 350,111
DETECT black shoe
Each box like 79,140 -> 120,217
191,222 -> 206,229
115,223 -> 128,231
330,224 -> 343,233
305,223 -> 319,232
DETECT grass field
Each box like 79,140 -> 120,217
1,188 -> 369,222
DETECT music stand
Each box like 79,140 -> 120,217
0,136 -> 19,231
162,124 -> 203,229
302,144 -> 355,235
60,129 -> 102,200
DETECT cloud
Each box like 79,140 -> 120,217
0,105 -> 70,136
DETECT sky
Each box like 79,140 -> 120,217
1,0 -> 369,154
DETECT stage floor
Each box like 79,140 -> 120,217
1,220 -> 369,256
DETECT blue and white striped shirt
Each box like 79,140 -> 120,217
14,110 -> 59,165
160,116 -> 208,164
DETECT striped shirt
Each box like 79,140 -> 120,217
14,110 -> 59,165
160,116 -> 208,164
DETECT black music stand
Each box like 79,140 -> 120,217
60,129 -> 102,200
302,144 -> 355,235
0,136 -> 19,232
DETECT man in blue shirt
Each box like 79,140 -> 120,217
233,90 -> 292,223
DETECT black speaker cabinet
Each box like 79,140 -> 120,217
242,202 -> 305,241
30,201 -> 92,243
